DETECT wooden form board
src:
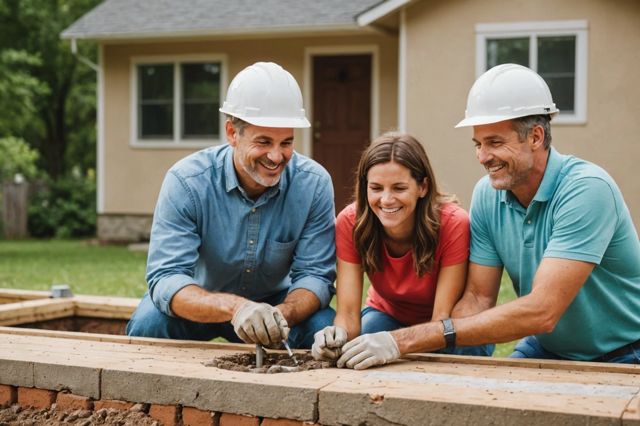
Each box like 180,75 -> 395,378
0,288 -> 138,323
0,328 -> 637,425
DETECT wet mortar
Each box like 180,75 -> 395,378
206,352 -> 334,373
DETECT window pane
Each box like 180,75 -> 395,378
138,64 -> 174,139
140,105 -> 173,139
538,36 -> 576,113
486,38 -> 529,69
182,62 -> 221,138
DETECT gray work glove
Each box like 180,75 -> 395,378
311,325 -> 348,361
231,301 -> 289,346
336,331 -> 400,370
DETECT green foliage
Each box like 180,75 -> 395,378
0,0 -> 101,178
0,50 -> 48,137
0,240 -> 148,298
28,170 -> 96,238
0,137 -> 40,182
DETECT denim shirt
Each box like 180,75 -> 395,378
146,144 -> 336,316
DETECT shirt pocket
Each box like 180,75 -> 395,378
263,239 -> 298,280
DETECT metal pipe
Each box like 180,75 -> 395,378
255,344 -> 264,368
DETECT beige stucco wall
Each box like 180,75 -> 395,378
404,0 -> 640,229
101,33 -> 398,214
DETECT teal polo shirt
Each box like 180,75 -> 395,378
470,147 -> 640,360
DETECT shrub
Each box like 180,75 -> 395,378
0,137 -> 39,182
28,170 -> 96,238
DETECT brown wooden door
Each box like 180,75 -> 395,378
312,54 -> 372,213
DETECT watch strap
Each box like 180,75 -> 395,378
441,318 -> 456,349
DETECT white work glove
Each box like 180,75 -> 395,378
231,301 -> 289,346
311,326 -> 348,361
336,331 -> 400,370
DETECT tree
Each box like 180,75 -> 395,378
0,0 -> 101,178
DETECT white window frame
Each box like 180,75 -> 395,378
130,54 -> 228,148
475,20 -> 588,125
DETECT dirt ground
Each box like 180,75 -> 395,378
206,351 -> 333,373
0,404 -> 160,426
16,317 -> 128,335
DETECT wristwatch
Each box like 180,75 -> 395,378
441,318 -> 456,349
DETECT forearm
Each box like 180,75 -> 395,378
450,289 -> 496,318
392,294 -> 551,355
277,288 -> 320,327
170,284 -> 246,323
334,309 -> 361,340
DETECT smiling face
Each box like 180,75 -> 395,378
366,161 -> 427,240
472,119 -> 548,206
227,121 -> 294,198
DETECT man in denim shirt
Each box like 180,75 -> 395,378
127,62 -> 336,349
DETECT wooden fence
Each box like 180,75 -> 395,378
1,181 -> 29,239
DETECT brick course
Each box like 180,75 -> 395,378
17,387 -> 56,409
93,399 -> 134,411
220,412 -> 260,426
0,384 -> 17,407
182,406 -> 218,426
55,392 -> 93,411
261,419 -> 305,426
149,403 -> 180,426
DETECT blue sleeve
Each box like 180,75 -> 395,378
145,171 -> 202,316
544,177 -> 618,264
469,179 -> 503,267
288,172 -> 337,308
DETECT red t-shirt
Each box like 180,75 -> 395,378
336,202 -> 470,326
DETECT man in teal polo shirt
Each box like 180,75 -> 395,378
329,64 -> 639,369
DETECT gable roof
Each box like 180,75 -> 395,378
61,0 -> 385,41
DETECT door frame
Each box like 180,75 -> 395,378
302,45 -> 379,158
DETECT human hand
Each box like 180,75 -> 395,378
311,325 -> 348,360
231,301 -> 289,346
336,331 -> 400,370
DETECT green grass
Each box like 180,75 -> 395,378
0,239 -> 519,356
0,239 -> 148,298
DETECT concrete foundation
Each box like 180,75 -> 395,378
0,290 -> 638,425
97,214 -> 153,243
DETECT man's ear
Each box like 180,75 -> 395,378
225,120 -> 237,147
530,125 -> 545,150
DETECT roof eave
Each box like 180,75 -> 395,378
357,0 -> 412,26
60,24 -> 374,42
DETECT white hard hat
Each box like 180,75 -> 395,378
219,62 -> 310,128
455,64 -> 559,128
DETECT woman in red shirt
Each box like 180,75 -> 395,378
312,132 -> 493,368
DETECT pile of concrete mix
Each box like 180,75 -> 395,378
205,352 -> 333,373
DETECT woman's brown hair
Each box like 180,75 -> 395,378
353,132 -> 456,276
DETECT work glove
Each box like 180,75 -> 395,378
336,331 -> 400,370
311,325 -> 348,361
231,301 -> 289,346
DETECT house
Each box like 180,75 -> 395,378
62,0 -> 640,242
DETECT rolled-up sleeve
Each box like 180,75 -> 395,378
288,172 -> 336,307
146,171 -> 202,316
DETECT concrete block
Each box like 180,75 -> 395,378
220,412 -> 258,426
94,399 -> 134,411
55,392 -> 93,411
0,359 -> 33,387
261,418 -> 305,425
183,406 -> 217,426
18,387 -> 56,409
623,395 -> 640,425
0,384 -> 16,407
34,362 -> 100,399
149,403 -> 180,426
101,369 -> 319,421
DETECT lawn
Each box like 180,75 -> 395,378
0,239 -> 518,356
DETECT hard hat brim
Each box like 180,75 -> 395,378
454,114 -> 517,128
240,115 -> 311,129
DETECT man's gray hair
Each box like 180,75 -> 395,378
225,114 -> 249,135
511,115 -> 552,149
